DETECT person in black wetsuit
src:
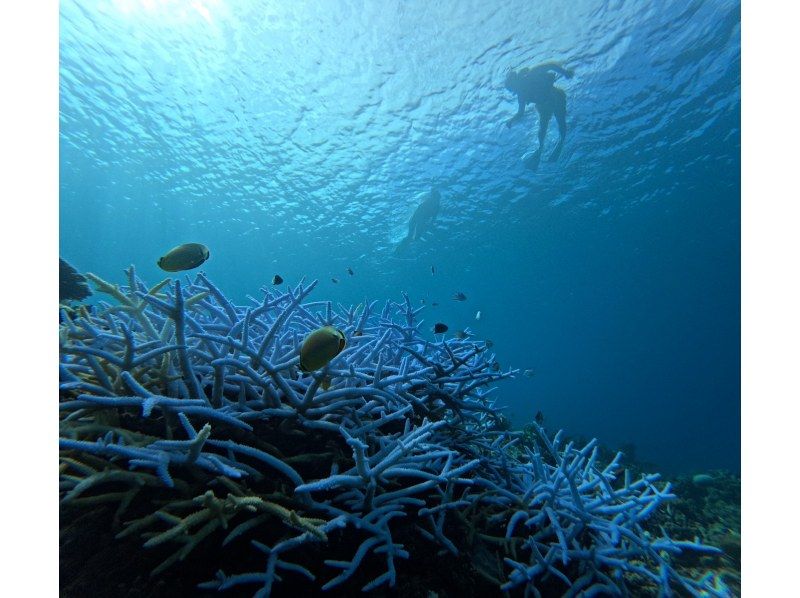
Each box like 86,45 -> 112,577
394,187 -> 441,254
505,62 -> 574,170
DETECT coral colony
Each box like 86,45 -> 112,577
59,267 -> 731,597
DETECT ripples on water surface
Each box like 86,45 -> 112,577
60,0 -> 740,473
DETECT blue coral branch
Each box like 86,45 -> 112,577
59,270 -> 730,597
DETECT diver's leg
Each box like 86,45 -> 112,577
394,236 -> 411,255
548,88 -> 567,162
525,104 -> 552,170
407,219 -> 418,241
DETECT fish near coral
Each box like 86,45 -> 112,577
300,326 -> 346,372
157,243 -> 210,272
490,413 -> 513,432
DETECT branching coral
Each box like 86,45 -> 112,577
59,267 -> 731,597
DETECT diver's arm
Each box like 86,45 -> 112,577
541,62 -> 574,78
506,97 -> 525,127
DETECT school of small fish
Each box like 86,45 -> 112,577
150,246 -> 537,387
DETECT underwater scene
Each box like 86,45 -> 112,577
59,1 -> 741,596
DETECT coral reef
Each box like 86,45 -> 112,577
650,471 -> 741,595
60,267 -> 732,597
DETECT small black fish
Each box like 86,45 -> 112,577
331,277 -> 339,284
492,413 -> 513,432
432,302 -> 439,307
535,410 -> 544,425
485,339 -> 494,348
347,267 -> 354,276
433,323 -> 448,334
272,274 -> 283,285
431,265 -> 435,275
452,292 -> 467,301
491,361 -> 500,372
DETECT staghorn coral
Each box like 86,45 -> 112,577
59,267 -> 731,597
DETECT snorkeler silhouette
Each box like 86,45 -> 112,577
395,187 -> 441,254
505,62 -> 574,170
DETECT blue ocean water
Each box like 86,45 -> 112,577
59,0 -> 740,475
